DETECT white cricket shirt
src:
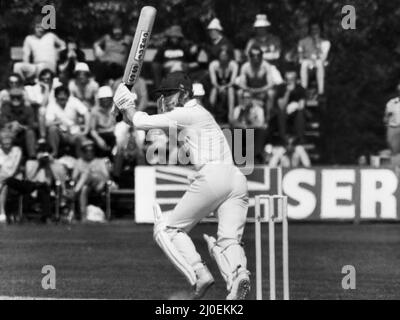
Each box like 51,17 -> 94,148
132,99 -> 234,169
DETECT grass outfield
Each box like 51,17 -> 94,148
1,221 -> 400,300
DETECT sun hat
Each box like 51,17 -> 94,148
207,18 -> 223,31
254,14 -> 271,27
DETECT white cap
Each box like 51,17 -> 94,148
207,18 -> 223,31
74,62 -> 90,73
254,14 -> 271,27
192,83 -> 205,97
98,86 -> 113,99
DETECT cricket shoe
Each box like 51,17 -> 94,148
226,268 -> 251,300
192,264 -> 215,299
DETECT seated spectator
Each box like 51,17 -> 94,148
72,140 -> 112,218
93,19 -> 131,85
0,130 -> 22,224
25,68 -> 55,109
114,125 -> 145,185
384,81 -> 400,154
112,77 -> 149,111
231,90 -> 267,163
4,139 -> 67,223
276,66 -> 306,144
27,69 -> 64,138
0,88 -> 37,158
90,86 -> 118,156
231,90 -> 265,128
209,46 -> 238,124
153,25 -> 197,87
58,37 -> 86,80
269,136 -> 311,167
193,82 -> 206,105
13,16 -> 65,81
245,14 -> 282,67
0,73 -> 30,111
298,20 -> 331,95
206,18 -> 233,62
237,45 -> 283,121
46,86 -> 90,157
68,63 -> 99,109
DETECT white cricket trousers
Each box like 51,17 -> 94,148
167,164 -> 248,240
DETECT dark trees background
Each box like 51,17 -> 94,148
1,0 -> 400,163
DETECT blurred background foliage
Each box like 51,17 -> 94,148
1,0 -> 400,163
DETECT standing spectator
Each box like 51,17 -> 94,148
0,130 -> 22,223
206,18 -> 233,61
153,25 -> 196,87
237,45 -> 282,122
0,73 -> 30,111
298,20 -> 331,95
384,82 -> 400,154
46,86 -> 90,157
68,63 -> 99,109
93,20 -> 131,85
13,16 -> 65,81
276,66 -> 306,144
245,14 -> 282,67
58,37 -> 86,80
0,88 -> 37,158
209,46 -> 238,123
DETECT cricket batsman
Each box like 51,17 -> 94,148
113,71 -> 250,300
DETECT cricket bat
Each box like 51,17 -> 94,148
111,6 -> 157,119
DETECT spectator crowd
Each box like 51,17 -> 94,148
0,13 -> 331,223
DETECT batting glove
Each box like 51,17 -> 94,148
113,83 -> 137,111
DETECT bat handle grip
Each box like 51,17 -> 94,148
114,83 -> 134,122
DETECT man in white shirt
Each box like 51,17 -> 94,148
298,20 -> 331,95
384,82 -> 400,154
13,16 -> 65,80
237,45 -> 283,122
68,63 -> 99,109
0,130 -> 22,223
113,72 -> 250,300
46,86 -> 90,157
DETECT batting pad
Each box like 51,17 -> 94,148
153,203 -> 197,286
203,234 -> 235,291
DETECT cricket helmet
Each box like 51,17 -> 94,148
154,71 -> 193,97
